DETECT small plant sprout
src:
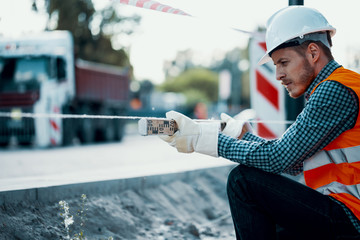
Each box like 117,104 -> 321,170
59,194 -> 113,240
59,200 -> 74,240
74,194 -> 88,239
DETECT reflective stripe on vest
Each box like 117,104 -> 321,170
304,145 -> 360,195
303,67 -> 360,220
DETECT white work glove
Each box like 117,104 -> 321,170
221,113 -> 253,139
159,111 -> 219,157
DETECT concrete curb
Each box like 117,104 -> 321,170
0,165 -> 235,205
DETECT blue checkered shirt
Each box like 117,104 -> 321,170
218,60 -> 360,232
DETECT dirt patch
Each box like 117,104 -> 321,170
0,169 -> 235,239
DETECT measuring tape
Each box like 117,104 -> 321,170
138,118 -> 178,135
138,118 -> 227,136
0,111 -> 293,136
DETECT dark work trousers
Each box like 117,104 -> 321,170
227,165 -> 360,240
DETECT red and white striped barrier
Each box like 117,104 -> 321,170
49,105 -> 61,146
249,39 -> 287,139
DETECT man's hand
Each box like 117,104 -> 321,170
159,111 -> 219,157
221,113 -> 253,139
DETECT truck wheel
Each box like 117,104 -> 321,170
79,118 -> 95,144
0,125 -> 9,147
114,119 -> 125,142
62,118 -> 75,146
102,119 -> 116,142
95,118 -> 116,142
0,139 -> 9,147
18,136 -> 33,146
95,108 -> 115,142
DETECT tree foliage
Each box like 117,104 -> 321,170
159,68 -> 218,107
42,0 -> 140,68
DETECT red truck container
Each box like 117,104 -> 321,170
75,60 -> 129,103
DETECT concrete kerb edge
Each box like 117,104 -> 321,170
0,165 -> 235,205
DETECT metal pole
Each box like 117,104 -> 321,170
289,0 -> 304,5
285,0 -> 304,126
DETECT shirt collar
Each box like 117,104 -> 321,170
305,60 -> 341,100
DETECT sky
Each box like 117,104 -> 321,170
0,0 -> 359,84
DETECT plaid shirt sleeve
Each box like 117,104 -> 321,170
218,80 -> 358,176
242,132 -> 266,142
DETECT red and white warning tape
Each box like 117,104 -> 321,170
116,0 -> 264,39
118,0 -> 191,16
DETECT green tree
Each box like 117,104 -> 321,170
159,68 -> 218,108
33,0 -> 140,68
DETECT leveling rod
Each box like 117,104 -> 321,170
138,118 -> 226,136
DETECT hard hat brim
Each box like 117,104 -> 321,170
258,53 -> 272,65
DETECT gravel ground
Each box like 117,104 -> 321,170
0,168 -> 236,240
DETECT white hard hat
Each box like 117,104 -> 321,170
258,6 -> 336,65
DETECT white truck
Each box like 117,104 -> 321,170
0,31 -> 130,147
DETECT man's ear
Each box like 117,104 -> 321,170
307,43 -> 320,62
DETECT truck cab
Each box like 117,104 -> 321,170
0,31 -> 75,147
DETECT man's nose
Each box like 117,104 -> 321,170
276,68 -> 285,81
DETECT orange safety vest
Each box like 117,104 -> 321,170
303,67 -> 360,220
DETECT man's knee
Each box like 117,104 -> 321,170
227,165 -> 249,196
227,165 -> 242,185
227,165 -> 271,198
227,165 -> 257,185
